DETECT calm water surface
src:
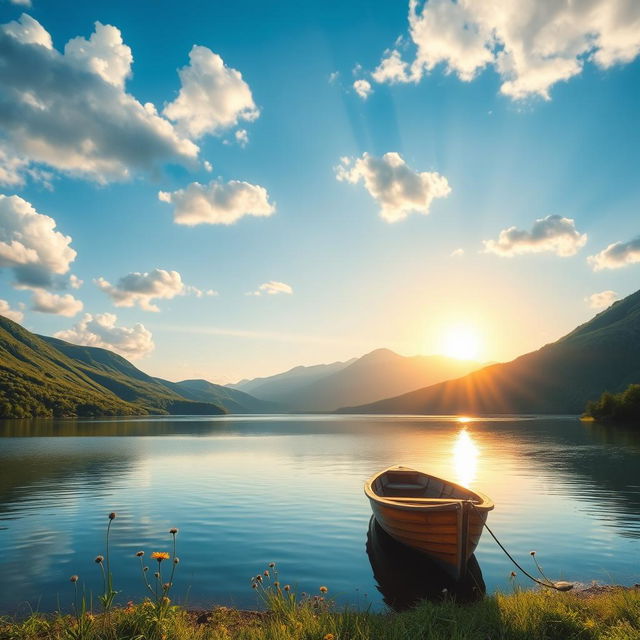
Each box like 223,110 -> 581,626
0,415 -> 639,613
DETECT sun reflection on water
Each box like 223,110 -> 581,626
453,428 -> 479,488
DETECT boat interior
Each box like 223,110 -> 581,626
373,469 -> 476,501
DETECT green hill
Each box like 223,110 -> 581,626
0,316 -> 225,418
157,378 -> 280,413
339,289 -> 640,415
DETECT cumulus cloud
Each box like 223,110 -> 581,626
0,194 -> 77,288
185,285 -> 218,298
96,268 -> 202,311
159,179 -> 275,226
235,129 -> 249,147
353,79 -> 372,99
372,49 -> 412,83
69,274 -> 83,289
64,21 -> 132,88
483,215 -> 587,257
0,298 -> 24,322
586,290 -> 618,310
588,237 -> 640,271
450,248 -> 464,257
9,0 -> 32,6
335,152 -> 451,222
55,313 -> 154,359
163,45 -> 259,139
328,71 -> 340,84
373,0 -> 640,100
31,290 -> 83,316
246,281 -> 293,296
0,14 -> 198,185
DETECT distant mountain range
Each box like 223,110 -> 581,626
340,289 -> 640,415
3,288 -> 639,419
0,315 -> 273,418
230,348 -> 483,411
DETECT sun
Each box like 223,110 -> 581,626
440,324 -> 481,360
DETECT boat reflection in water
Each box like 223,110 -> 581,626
366,516 -> 485,612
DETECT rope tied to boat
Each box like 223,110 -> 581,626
469,502 -> 574,592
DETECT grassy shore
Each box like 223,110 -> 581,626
1,586 -> 639,640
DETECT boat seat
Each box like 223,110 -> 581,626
385,483 -> 424,490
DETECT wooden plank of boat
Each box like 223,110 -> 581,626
364,465 -> 494,580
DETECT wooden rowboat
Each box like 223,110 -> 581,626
364,465 -> 494,580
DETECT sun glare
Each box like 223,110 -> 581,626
453,428 -> 479,488
441,325 -> 481,360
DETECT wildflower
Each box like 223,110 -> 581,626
324,634 -> 335,640
251,583 -> 257,589
108,512 -> 116,520
319,586 -> 328,593
268,562 -> 275,568
163,582 -> 172,590
162,597 -> 171,605
510,571 -> 517,577
256,575 -> 263,582
284,585 -> 291,592
136,551 -> 144,557
143,566 -> 149,572
154,572 -> 160,578
95,555 -> 104,564
85,613 -> 95,622
263,570 -> 269,577
173,557 -> 180,564
70,575 -> 79,583
151,552 -> 170,562
274,581 -> 280,587
530,550 -> 536,556
170,528 -> 178,535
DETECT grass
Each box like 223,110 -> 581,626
1,515 -> 638,640
1,587 -> 639,640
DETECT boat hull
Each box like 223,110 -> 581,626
365,466 -> 493,580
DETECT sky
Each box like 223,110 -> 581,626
0,0 -> 639,383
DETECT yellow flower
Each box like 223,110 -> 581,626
151,552 -> 170,562
319,586 -> 328,593
324,634 -> 335,640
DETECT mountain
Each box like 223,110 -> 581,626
0,315 -> 145,418
157,378 -> 279,413
0,315 -> 244,418
233,348 -> 483,412
340,289 -> 640,415
230,358 -> 356,397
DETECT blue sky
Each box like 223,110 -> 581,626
0,0 -> 639,382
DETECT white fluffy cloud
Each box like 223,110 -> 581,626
586,290 -> 618,310
0,298 -> 24,322
55,313 -> 154,359
372,49 -> 412,83
235,129 -> 249,147
353,79 -> 372,99
163,45 -> 259,139
0,194 -> 77,288
246,281 -> 293,296
64,21 -> 132,88
0,14 -> 198,185
31,290 -> 83,316
588,237 -> 640,271
374,0 -> 640,100
484,215 -> 587,257
336,152 -> 451,222
96,268 -> 190,312
159,179 -> 275,226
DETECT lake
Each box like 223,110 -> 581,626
0,415 -> 639,614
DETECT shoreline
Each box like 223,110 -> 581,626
2,584 -> 638,639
